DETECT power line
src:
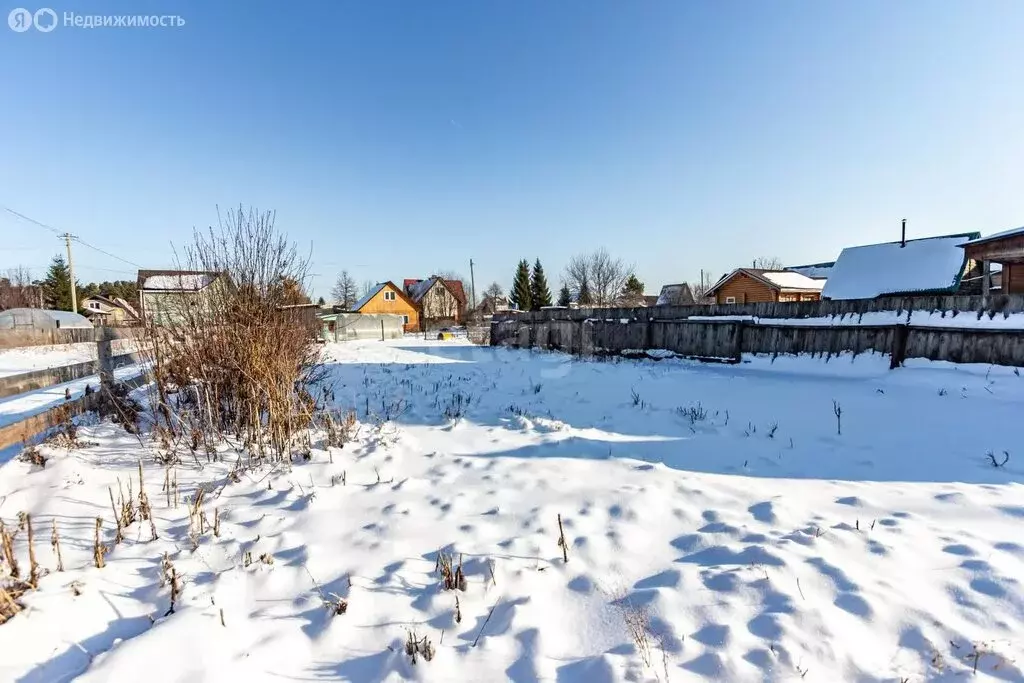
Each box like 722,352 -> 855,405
73,236 -> 143,269
2,206 -> 62,236
2,204 -> 143,269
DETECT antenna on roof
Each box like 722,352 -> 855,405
901,218 -> 907,248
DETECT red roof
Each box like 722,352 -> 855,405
444,279 -> 467,305
403,278 -> 421,291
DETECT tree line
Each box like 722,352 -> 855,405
0,256 -> 139,313
487,249 -> 644,311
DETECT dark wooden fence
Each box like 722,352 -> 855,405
492,295 -> 1024,368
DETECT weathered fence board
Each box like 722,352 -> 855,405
492,317 -> 1024,368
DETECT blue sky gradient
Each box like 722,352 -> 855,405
2,1 -> 1023,298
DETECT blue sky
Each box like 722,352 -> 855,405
2,1 -> 1023,300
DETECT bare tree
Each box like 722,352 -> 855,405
752,256 -> 784,271
330,270 -> 358,309
563,248 -> 633,307
0,266 -> 40,310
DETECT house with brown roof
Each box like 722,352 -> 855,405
404,277 -> 467,329
706,269 -> 824,304
959,227 -> 1024,295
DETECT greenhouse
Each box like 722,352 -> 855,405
0,308 -> 94,330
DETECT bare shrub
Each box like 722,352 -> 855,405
141,206 -> 323,466
1,522 -> 19,578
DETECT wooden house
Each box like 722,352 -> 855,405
959,227 -> 1024,295
404,277 -> 466,329
349,281 -> 420,332
706,269 -> 824,304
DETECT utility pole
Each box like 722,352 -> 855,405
468,258 -> 477,314
62,233 -> 78,313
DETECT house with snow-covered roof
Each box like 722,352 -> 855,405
706,269 -> 824,304
821,231 -> 980,300
137,269 -> 222,325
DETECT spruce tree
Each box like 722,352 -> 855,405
577,277 -> 593,306
41,255 -> 79,312
557,284 -> 571,307
510,259 -> 532,311
529,259 -> 552,310
620,274 -> 645,306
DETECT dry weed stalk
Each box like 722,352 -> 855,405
0,583 -> 22,625
51,520 -> 64,572
405,630 -> 435,664
436,550 -> 467,591
137,461 -> 157,541
557,514 -> 569,563
25,514 -> 39,589
17,439 -> 46,468
0,521 -> 18,579
93,518 -> 107,569
164,564 -> 180,616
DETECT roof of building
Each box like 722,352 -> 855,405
404,277 -> 467,304
655,283 -> 696,306
960,226 -> 1024,247
707,269 -> 824,296
137,270 -> 219,292
821,232 -> 980,300
349,281 -> 417,312
785,261 -> 835,280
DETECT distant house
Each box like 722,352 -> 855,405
404,277 -> 467,328
348,281 -> 420,332
707,269 -> 824,304
80,294 -> 140,326
642,295 -> 660,307
655,283 -> 696,306
959,227 -> 1024,295
785,261 -> 834,280
821,232 -> 980,300
475,294 -> 510,317
137,270 -> 222,325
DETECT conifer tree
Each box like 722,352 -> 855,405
557,284 -> 571,307
509,259 -> 532,311
529,259 -> 552,310
577,277 -> 593,306
41,255 -> 80,312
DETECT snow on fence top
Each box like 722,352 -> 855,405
761,271 -> 825,291
822,233 -> 978,300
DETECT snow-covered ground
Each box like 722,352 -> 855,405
0,339 -> 144,379
0,344 -> 97,378
1,339 -> 1022,682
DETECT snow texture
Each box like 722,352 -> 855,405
759,271 -> 825,291
142,274 -> 216,291
785,263 -> 834,280
1,339 -> 1022,682
822,235 -> 974,300
961,226 -> 1024,246
0,343 -> 96,378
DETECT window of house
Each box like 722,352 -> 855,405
384,291 -> 395,301
725,296 -> 736,304
402,315 -> 409,324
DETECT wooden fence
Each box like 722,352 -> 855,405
492,303 -> 1024,369
496,293 -> 1024,325
0,328 -> 149,450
